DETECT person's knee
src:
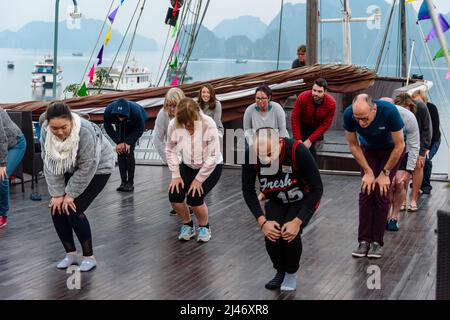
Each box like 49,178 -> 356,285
186,196 -> 204,207
169,191 -> 185,203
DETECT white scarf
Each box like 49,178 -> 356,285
44,113 -> 81,175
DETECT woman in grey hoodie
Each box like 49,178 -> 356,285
197,83 -> 224,137
40,102 -> 115,272
0,108 -> 26,229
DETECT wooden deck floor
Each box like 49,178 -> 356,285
0,166 -> 448,300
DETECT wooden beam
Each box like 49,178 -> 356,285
306,0 -> 319,65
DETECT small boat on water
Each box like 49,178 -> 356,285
31,55 -> 63,89
72,52 -> 83,57
105,57 -> 152,90
7,61 -> 14,69
235,59 -> 248,64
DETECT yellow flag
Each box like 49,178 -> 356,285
104,26 -> 112,45
406,0 -> 416,3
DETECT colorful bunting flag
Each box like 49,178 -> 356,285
121,0 -> 125,5
432,47 -> 450,60
104,26 -> 112,45
425,14 -> 450,42
171,21 -> 178,38
169,56 -> 178,70
108,5 -> 120,24
446,69 -> 450,80
77,82 -> 87,96
406,0 -> 416,3
170,75 -> 179,87
418,1 -> 430,21
173,0 -> 179,17
97,45 -> 104,65
88,64 -> 95,84
173,39 -> 179,53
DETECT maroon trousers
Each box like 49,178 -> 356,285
358,148 -> 403,246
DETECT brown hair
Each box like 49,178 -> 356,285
394,92 -> 417,114
163,87 -> 185,113
175,98 -> 201,128
46,101 -> 73,121
411,90 -> 429,104
297,44 -> 306,53
198,83 -> 217,111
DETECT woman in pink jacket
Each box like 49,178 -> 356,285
166,98 -> 223,242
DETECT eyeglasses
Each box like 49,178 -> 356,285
352,115 -> 370,123
256,97 -> 269,101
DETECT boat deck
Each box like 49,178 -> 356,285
0,166 -> 447,300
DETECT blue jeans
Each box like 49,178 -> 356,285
0,135 -> 26,217
421,138 -> 441,191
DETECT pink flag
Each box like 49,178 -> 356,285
173,39 -> 179,53
170,75 -> 178,87
88,64 -> 95,84
446,69 -> 450,80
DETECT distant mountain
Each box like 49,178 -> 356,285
0,18 -> 158,52
213,16 -> 267,41
189,25 -> 224,58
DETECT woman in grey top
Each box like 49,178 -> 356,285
41,102 -> 115,272
197,83 -> 224,137
0,108 -> 26,229
243,84 -> 289,141
152,87 -> 186,164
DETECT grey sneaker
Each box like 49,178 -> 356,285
367,242 -> 383,259
352,241 -> 370,258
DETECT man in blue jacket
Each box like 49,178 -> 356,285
104,98 -> 147,192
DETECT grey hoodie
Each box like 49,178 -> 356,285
40,116 -> 115,198
152,108 -> 172,164
0,108 -> 23,166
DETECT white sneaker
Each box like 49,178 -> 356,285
197,226 -> 211,242
80,256 -> 97,272
56,253 -> 79,269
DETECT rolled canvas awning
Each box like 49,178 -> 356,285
0,64 -> 376,126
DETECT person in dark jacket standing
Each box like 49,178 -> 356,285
412,90 -> 441,194
104,98 -> 147,192
242,128 -> 323,291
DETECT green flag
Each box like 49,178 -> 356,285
433,47 -> 450,61
77,82 -> 87,97
171,21 -> 178,38
169,56 -> 178,70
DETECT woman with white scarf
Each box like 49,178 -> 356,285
41,102 -> 115,272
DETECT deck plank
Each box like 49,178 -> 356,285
0,165 -> 446,300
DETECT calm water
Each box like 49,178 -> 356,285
0,48 -> 448,173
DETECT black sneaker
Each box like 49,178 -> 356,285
116,183 -> 126,192
352,241 -> 370,258
421,186 -> 432,194
265,272 -> 285,290
367,242 -> 383,259
122,183 -> 134,192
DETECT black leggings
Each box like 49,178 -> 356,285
117,145 -> 135,184
264,200 -> 304,274
51,174 -> 110,256
169,163 -> 222,207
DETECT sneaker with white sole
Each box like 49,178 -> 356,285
57,253 -> 79,269
197,226 -> 211,242
367,242 -> 383,259
178,224 -> 195,241
80,256 -> 97,272
351,241 -> 370,258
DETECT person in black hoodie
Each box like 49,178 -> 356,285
242,128 -> 323,291
104,98 -> 147,192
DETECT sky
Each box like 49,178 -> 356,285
0,0 -> 449,45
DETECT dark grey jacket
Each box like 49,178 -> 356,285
414,101 -> 432,156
